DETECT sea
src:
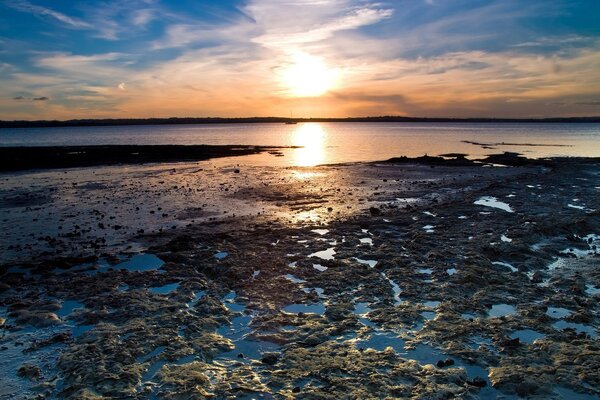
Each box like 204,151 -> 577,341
0,122 -> 598,167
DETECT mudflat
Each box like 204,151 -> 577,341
0,155 -> 599,399
0,145 -> 293,172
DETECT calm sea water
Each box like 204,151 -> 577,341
1,122 -> 598,166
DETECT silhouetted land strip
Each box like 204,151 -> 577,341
0,145 -> 292,172
384,152 -> 600,167
1,116 -> 599,128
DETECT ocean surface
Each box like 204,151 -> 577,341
1,122 -> 598,167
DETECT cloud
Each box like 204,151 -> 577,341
3,0 -> 91,29
33,96 -> 49,101
247,0 -> 393,50
12,96 -> 25,100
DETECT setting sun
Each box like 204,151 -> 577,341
281,52 -> 338,97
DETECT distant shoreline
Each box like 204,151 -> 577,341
0,145 -> 292,172
1,116 -> 599,129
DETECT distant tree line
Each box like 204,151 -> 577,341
1,116 -> 599,128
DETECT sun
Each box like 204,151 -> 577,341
281,52 -> 338,97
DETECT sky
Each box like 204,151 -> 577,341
0,0 -> 599,120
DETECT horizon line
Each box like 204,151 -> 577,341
2,115 -> 600,129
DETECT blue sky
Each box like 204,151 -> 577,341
1,0 -> 599,119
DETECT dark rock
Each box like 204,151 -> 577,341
292,386 -> 301,393
499,338 -> 520,348
17,363 -> 42,380
369,207 -> 381,216
261,353 -> 279,365
436,358 -> 455,368
468,377 -> 487,387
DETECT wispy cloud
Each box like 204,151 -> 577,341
3,0 -> 91,29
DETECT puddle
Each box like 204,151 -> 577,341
311,229 -> 329,235
492,261 -> 518,272
283,303 -> 325,315
462,313 -> 477,320
586,284 -> 600,295
359,238 -> 373,246
309,247 -> 336,260
57,300 -> 84,318
474,196 -> 514,213
354,337 -> 497,397
423,301 -> 440,308
510,329 -> 545,344
355,258 -> 377,268
137,346 -> 165,363
423,211 -> 436,217
446,268 -> 457,276
187,290 -> 206,308
488,304 -> 516,318
381,272 -> 402,305
422,311 -> 436,321
418,268 -> 433,275
356,331 -> 405,352
552,320 -> 597,338
72,324 -> 94,338
149,282 -> 179,295
500,235 -> 512,243
313,264 -> 328,272
223,291 -> 245,313
546,307 -> 571,319
288,261 -> 297,268
214,251 -> 229,260
302,287 -> 325,298
115,253 -> 165,272
117,284 -> 129,292
553,386 -> 599,400
567,204 -> 585,210
284,274 -> 306,284
469,335 -> 494,350
252,270 -> 260,279
422,225 -> 435,233
353,302 -> 372,315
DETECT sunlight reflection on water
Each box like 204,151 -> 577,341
292,123 -> 326,167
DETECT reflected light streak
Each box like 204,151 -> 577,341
292,123 -> 326,167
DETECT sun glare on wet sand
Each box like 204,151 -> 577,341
282,52 -> 339,97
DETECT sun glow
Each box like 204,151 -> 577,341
282,53 -> 338,97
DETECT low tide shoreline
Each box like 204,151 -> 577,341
0,154 -> 599,399
0,145 -> 294,172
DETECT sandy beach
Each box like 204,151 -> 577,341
1,153 -> 599,399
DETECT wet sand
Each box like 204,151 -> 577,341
1,154 -> 599,399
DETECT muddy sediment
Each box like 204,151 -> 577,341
0,156 -> 599,399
